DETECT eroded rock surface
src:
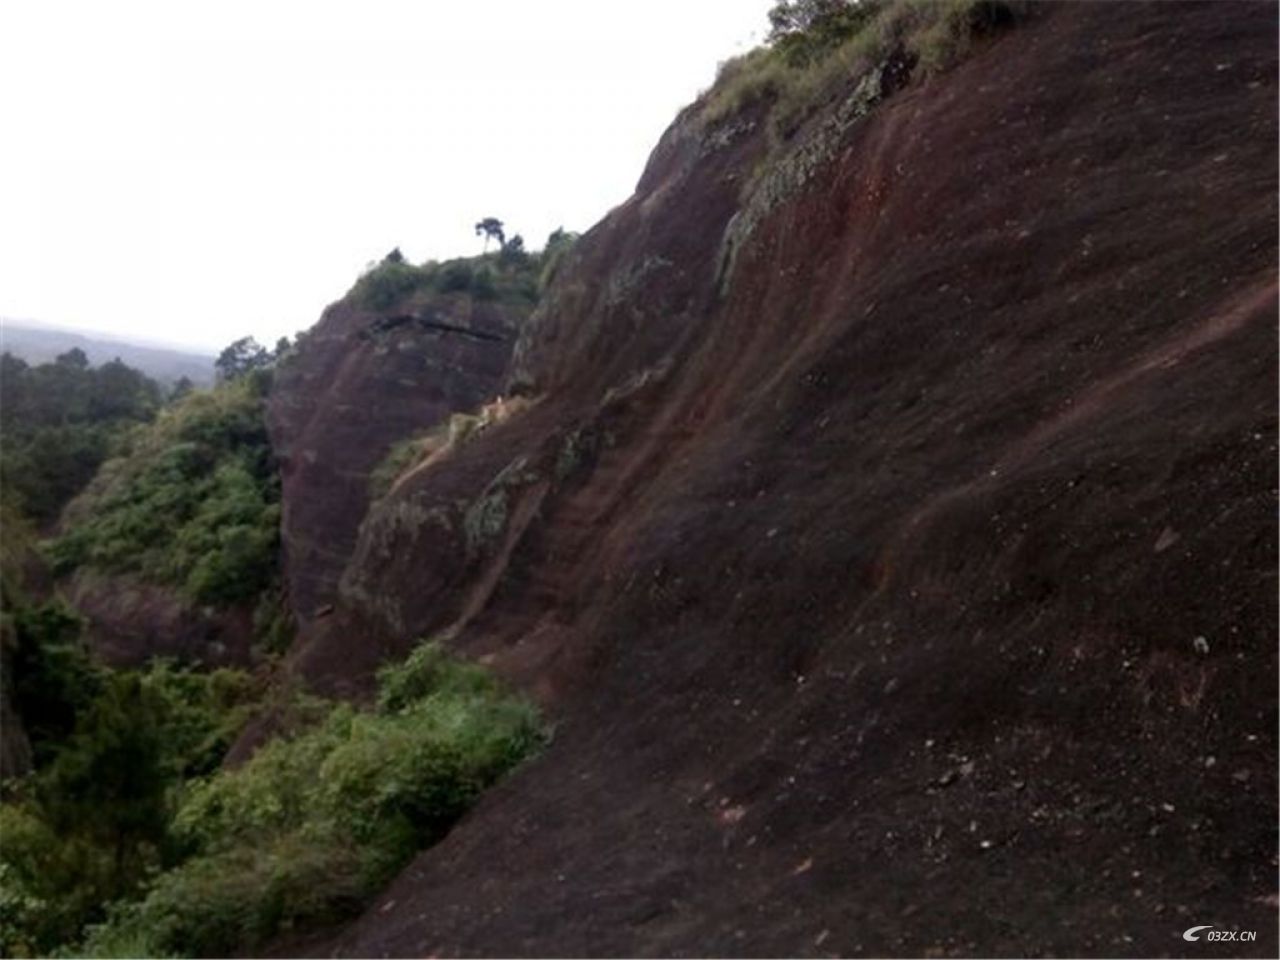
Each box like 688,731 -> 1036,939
268,293 -> 524,628
267,3 -> 1277,955
67,571 -> 255,668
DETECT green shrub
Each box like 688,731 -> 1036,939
0,641 -> 255,949
350,246 -> 546,315
472,266 -> 498,300
33,674 -> 172,894
7,601 -> 100,765
0,804 -> 115,956
0,659 -> 259,957
438,261 -> 476,294
351,260 -> 432,311
173,706 -> 352,851
251,587 -> 295,657
0,859 -> 49,959
0,425 -> 116,528
768,0 -> 886,67
72,910 -> 176,959
137,662 -> 258,779
46,379 -> 280,607
81,832 -> 364,960
909,0 -> 1023,74
376,639 -> 499,712
83,641 -> 545,957
0,352 -> 161,526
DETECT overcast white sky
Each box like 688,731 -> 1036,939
0,0 -> 770,353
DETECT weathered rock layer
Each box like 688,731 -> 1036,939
274,3 -> 1277,955
268,293 -> 523,629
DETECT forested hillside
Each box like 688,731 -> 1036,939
0,350 -> 162,527
0,324 -> 214,389
0,256 -> 549,957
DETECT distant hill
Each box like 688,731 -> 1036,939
0,322 -> 215,386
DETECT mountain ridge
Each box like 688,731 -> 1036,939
0,321 -> 215,385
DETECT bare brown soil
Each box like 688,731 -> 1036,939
269,3 -> 1277,955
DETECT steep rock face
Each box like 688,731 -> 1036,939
295,3 -> 1273,955
66,571 -> 255,668
267,293 -> 522,628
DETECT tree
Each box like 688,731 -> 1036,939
1,353 -> 31,424
37,672 -> 170,895
169,376 -> 195,402
90,358 -> 159,421
0,353 -> 161,524
214,336 -> 271,383
54,348 -> 89,370
474,217 -> 505,252
498,233 -> 527,265
9,601 -> 99,765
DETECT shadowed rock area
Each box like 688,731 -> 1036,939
268,293 -> 524,629
66,571 -> 255,668
264,3 -> 1276,955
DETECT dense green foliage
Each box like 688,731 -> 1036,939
213,336 -> 277,383
0,317 -> 541,957
0,215 -> 555,960
76,641 -> 544,958
0,659 -> 257,957
354,258 -> 436,310
1,631 -> 539,958
6,601 -> 98,767
46,377 -> 281,607
1,495 -> 96,777
351,231 -> 576,313
0,346 -> 292,956
0,350 -> 162,526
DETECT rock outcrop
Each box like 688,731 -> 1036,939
67,571 -> 255,668
270,3 -> 1277,955
268,292 -> 524,630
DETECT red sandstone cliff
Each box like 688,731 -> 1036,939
267,291 -> 525,631
266,3 -> 1277,954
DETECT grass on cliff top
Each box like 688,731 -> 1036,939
351,230 -> 578,314
700,0 -> 1027,136
65,641 -> 545,959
